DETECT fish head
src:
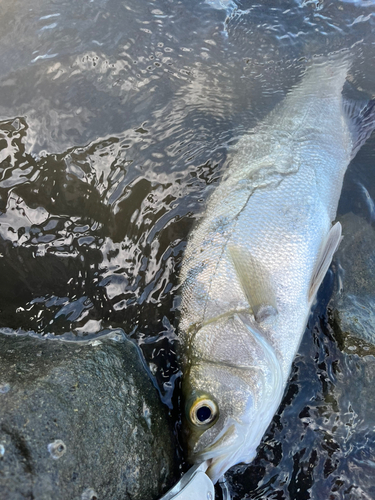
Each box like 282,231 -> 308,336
182,363 -> 256,483
182,314 -> 282,484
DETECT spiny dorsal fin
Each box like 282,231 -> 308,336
308,221 -> 342,302
228,245 -> 278,325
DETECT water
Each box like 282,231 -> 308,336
0,0 -> 375,498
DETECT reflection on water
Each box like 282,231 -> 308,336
0,0 -> 375,498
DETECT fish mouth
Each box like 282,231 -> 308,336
204,446 -> 255,484
206,453 -> 235,484
190,422 -> 254,484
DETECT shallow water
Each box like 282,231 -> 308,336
0,0 -> 375,498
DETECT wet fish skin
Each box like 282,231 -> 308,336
179,56 -> 375,483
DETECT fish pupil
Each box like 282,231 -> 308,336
196,405 -> 212,422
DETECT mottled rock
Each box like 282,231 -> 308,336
0,334 -> 177,500
330,212 -> 375,352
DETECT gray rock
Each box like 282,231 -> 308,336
0,334 -> 177,500
331,212 -> 375,352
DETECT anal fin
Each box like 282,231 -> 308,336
309,221 -> 342,302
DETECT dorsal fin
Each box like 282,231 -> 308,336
228,246 -> 278,325
308,221 -> 342,302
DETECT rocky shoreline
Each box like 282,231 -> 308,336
0,334 -> 177,500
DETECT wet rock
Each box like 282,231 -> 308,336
330,212 -> 375,352
0,334 -> 177,500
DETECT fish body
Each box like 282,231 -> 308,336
179,56 -> 375,483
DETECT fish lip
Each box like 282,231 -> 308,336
206,454 -> 233,484
189,421 -> 249,483
204,458 -> 213,469
203,447 -> 254,484
190,452 -> 232,484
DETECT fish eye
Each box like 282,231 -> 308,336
189,398 -> 218,427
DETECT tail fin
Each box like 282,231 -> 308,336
344,98 -> 375,159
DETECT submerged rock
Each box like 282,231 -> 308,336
0,334 -> 177,500
330,211 -> 375,353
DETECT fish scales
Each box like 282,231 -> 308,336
181,60 -> 351,370
179,56 -> 375,483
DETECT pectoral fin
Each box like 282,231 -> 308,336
308,221 -> 342,302
228,246 -> 278,324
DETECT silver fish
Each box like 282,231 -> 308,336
179,54 -> 375,484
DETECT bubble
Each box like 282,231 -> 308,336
81,488 -> 99,500
48,439 -> 67,459
0,383 -> 10,394
0,444 -> 5,457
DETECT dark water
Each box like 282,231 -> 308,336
0,0 -> 375,498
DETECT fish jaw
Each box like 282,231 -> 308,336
205,449 -> 257,485
190,421 -> 258,484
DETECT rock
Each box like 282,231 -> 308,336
0,334 -> 177,500
330,212 -> 375,352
